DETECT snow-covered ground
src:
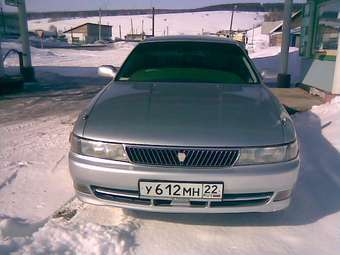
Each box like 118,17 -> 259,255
1,10 -> 339,255
3,41 -> 136,77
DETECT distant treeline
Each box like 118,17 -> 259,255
27,3 -> 304,20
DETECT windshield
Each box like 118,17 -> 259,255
115,41 -> 259,84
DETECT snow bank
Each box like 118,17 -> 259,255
1,199 -> 139,255
17,220 -> 137,255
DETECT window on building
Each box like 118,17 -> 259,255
314,0 -> 340,60
72,37 -> 80,43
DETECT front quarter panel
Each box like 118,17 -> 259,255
73,83 -> 111,137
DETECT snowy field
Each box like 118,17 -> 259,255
1,11 -> 339,255
29,11 -> 264,38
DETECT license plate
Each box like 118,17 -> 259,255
139,181 -> 223,201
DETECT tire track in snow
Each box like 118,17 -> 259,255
0,170 -> 18,191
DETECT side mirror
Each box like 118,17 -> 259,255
97,65 -> 118,78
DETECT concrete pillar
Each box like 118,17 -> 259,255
332,24 -> 340,94
277,0 -> 292,88
305,1 -> 316,58
18,0 -> 35,81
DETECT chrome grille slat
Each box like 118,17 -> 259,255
213,151 -> 223,167
186,150 -> 195,165
194,150 -> 205,167
125,146 -> 239,168
169,150 -> 178,165
224,150 -> 233,166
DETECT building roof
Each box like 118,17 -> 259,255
269,10 -> 302,34
261,21 -> 282,34
63,23 -> 112,33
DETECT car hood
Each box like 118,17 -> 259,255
82,82 -> 290,147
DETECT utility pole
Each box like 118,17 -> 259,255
166,26 -> 169,36
252,25 -> 255,45
152,7 -> 155,37
130,18 -> 134,35
18,0 -> 34,81
119,24 -> 122,39
142,20 -> 144,34
277,0 -> 292,87
98,8 -> 102,41
229,5 -> 237,38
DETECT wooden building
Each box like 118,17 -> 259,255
261,11 -> 302,47
63,23 -> 112,44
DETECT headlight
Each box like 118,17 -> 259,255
70,135 -> 129,162
236,140 -> 298,165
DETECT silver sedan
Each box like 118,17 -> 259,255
69,36 -> 299,213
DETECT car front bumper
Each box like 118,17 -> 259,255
69,152 -> 300,213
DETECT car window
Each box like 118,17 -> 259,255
115,41 -> 259,84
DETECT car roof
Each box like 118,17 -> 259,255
142,35 -> 241,46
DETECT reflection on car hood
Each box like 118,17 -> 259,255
83,82 -> 287,147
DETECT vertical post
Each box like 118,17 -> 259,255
331,14 -> 340,94
1,7 -> 6,35
0,4 -> 4,76
252,25 -> 255,45
142,20 -> 144,34
98,8 -> 102,41
119,24 -> 122,39
0,38 -> 4,77
277,0 -> 292,87
18,0 -> 34,81
305,2 -> 316,58
130,18 -> 133,35
166,26 -> 169,36
152,7 -> 155,37
229,5 -> 237,38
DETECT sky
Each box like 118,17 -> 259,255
1,0 -> 304,12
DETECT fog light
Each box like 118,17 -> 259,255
74,183 -> 91,194
273,190 -> 292,201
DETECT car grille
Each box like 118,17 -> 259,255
91,186 -> 273,208
125,146 -> 239,168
